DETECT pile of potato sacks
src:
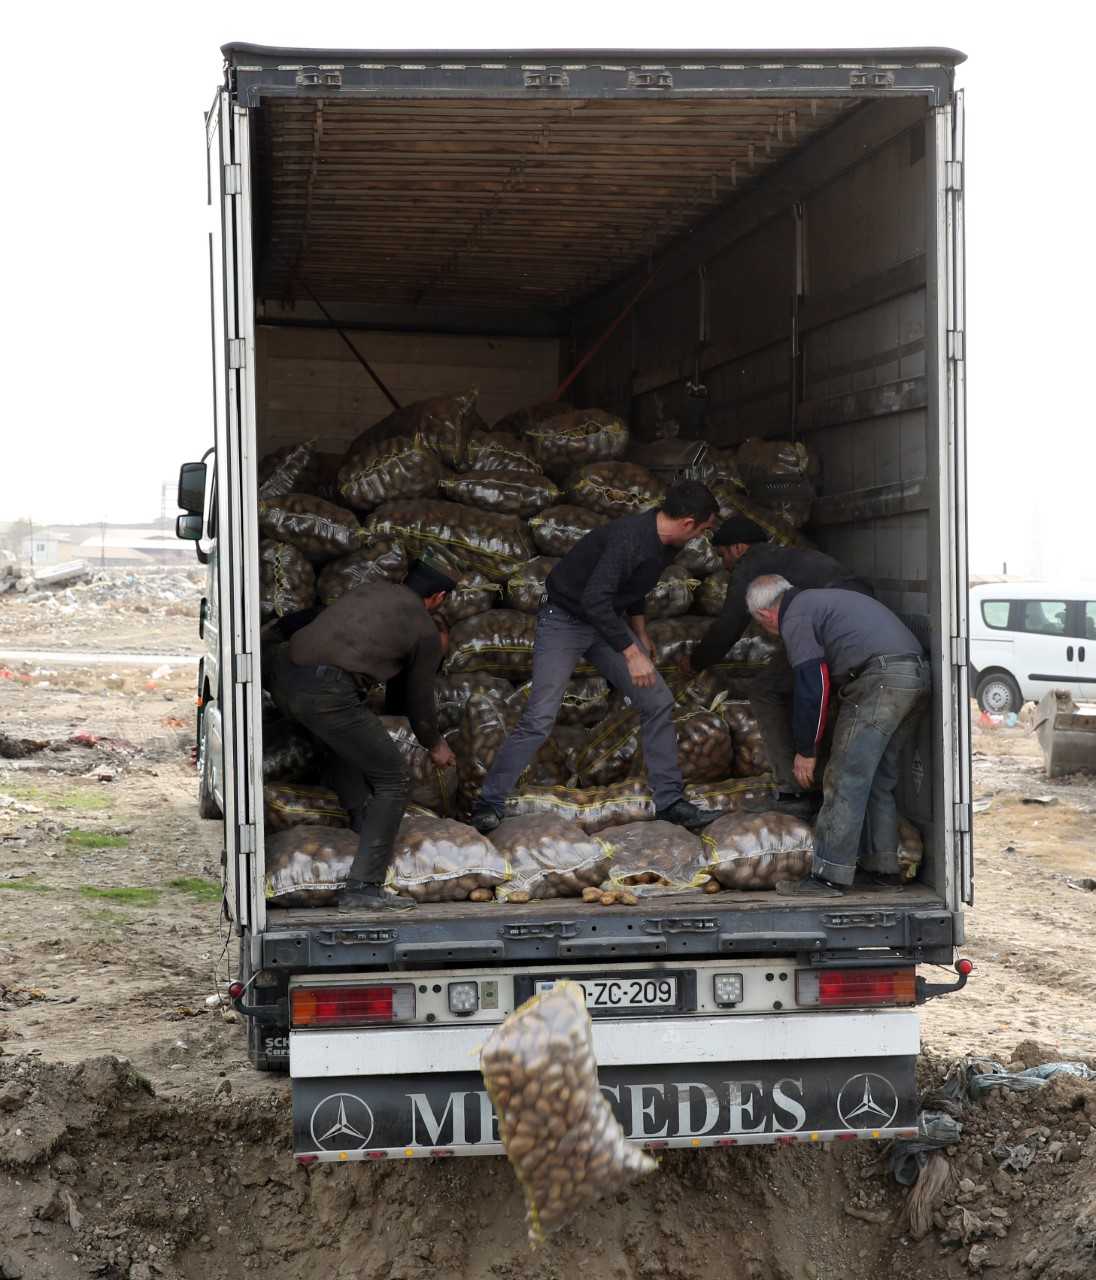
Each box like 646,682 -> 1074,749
253,390 -> 910,908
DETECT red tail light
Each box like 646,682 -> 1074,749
291,983 -> 415,1027
796,968 -> 916,1008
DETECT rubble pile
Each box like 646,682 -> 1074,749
0,567 -> 203,618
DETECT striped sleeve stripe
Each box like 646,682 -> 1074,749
815,661 -> 831,746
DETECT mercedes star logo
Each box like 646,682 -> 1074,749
836,1073 -> 899,1129
309,1093 -> 375,1151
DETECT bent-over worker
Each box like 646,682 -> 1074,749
270,559 -> 458,911
470,481 -> 723,834
683,516 -> 871,816
746,574 -> 930,897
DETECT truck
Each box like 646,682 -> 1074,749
176,42 -> 972,1164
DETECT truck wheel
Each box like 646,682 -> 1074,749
197,708 -> 221,819
976,671 -> 1022,715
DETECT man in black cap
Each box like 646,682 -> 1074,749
682,515 -> 870,815
269,558 -> 458,910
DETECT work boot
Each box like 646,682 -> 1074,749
741,790 -> 817,819
470,801 -> 503,834
337,879 -> 415,911
775,874 -> 844,898
655,799 -> 722,830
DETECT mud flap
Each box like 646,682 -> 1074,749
291,1055 -> 918,1161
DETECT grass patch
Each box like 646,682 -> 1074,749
168,876 -> 222,901
2,782 -> 111,812
78,885 -> 161,906
66,829 -> 129,850
0,878 -> 51,892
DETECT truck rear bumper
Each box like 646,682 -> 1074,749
292,1051 -> 919,1161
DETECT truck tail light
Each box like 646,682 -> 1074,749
291,984 -> 416,1028
795,968 -> 916,1008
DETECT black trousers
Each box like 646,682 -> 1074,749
271,648 -> 407,884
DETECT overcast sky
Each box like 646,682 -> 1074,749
3,1 -> 1093,577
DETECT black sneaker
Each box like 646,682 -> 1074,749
741,791 -> 816,819
337,880 -> 415,911
655,799 -> 722,830
470,802 -> 503,834
774,875 -> 844,898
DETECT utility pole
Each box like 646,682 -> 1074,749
99,519 -> 107,569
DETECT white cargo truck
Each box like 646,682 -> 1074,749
177,42 -> 973,1163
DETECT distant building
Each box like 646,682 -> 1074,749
19,532 -> 73,568
76,528 -> 192,567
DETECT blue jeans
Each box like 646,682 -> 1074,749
812,656 -> 931,886
481,602 -> 684,812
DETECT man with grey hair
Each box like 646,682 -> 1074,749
747,574 -> 930,896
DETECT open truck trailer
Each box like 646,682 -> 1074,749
178,43 -> 972,1161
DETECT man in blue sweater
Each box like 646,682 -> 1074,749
746,574 -> 930,897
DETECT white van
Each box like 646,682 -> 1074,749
969,582 -> 1096,712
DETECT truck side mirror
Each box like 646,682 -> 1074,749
176,513 -> 204,541
178,461 -> 208,516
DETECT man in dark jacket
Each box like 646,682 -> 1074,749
470,481 -> 723,834
746,574 -> 930,897
270,559 -> 458,911
683,516 -> 870,815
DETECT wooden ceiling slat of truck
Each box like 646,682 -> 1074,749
252,95 -> 859,313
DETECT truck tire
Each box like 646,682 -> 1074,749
976,671 -> 1022,715
197,707 -> 221,819
239,937 -> 290,1074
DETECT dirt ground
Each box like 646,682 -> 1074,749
1,613 -> 1093,1279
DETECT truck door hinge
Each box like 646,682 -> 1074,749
951,636 -> 969,667
223,163 -> 242,196
628,68 -> 674,89
953,802 -> 971,834
849,69 -> 895,89
238,824 -> 257,855
947,330 -> 965,361
227,338 -> 246,369
233,653 -> 254,684
296,67 -> 342,88
523,67 -> 569,89
945,160 -> 964,192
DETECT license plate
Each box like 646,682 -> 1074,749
534,975 -> 678,1010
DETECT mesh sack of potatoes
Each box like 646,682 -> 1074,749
676,535 -> 722,577
365,499 -> 535,583
725,623 -> 782,666
264,783 -> 349,834
337,434 -> 443,513
379,715 -> 458,814
528,505 -> 608,557
550,723 -> 588,776
703,811 -> 813,890
504,778 -> 654,834
347,389 -> 481,471
259,539 -> 316,619
673,708 -> 734,783
572,706 -> 640,788
527,409 -> 629,481
567,461 -> 665,517
387,814 -> 509,902
258,439 -> 320,500
601,820 -> 710,894
685,776 -> 772,812
507,675 -> 612,728
481,981 -> 656,1245
645,563 -> 697,620
712,482 -> 806,541
466,430 -> 542,474
694,444 -> 745,492
506,557 -> 559,613
435,674 -> 515,733
647,616 -> 717,669
258,494 -> 366,562
492,399 -> 573,438
445,609 -> 538,677
439,573 -> 504,626
265,825 -> 358,907
455,693 -> 568,807
666,667 -> 729,712
861,816 -> 925,880
492,815 -> 613,901
262,720 -> 321,784
439,470 -> 561,517
316,540 -> 408,605
695,569 -> 730,617
720,702 -> 772,777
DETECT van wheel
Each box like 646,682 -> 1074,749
976,672 -> 1022,714
197,709 -> 221,819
